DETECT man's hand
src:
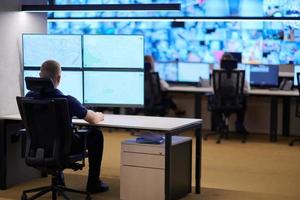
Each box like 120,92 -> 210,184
84,110 -> 104,124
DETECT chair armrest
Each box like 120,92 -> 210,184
73,128 -> 89,167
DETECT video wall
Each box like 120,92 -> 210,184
48,21 -> 300,64
23,34 -> 144,107
53,0 -> 300,18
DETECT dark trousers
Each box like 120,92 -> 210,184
71,128 -> 104,183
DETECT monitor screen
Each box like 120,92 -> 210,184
178,62 -> 210,83
249,64 -> 279,87
227,52 -> 242,63
238,64 -> 250,84
83,71 -> 144,107
83,35 -> 144,69
154,62 -> 177,82
293,65 -> 300,86
23,34 -> 82,68
23,70 -> 83,103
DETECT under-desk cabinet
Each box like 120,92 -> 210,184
120,136 -> 192,200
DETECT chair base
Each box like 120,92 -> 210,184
289,138 -> 300,146
21,175 -> 91,200
204,128 -> 247,144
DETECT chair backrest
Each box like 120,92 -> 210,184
150,72 -> 163,105
212,69 -> 245,107
16,96 -> 73,169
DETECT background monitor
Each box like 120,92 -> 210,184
227,52 -> 242,63
23,70 -> 83,103
83,35 -> 144,69
250,64 -> 279,87
293,65 -> 300,86
178,62 -> 210,83
154,62 -> 178,82
84,71 -> 144,107
23,34 -> 82,68
238,64 -> 251,85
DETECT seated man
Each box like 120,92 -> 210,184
215,52 -> 248,134
26,60 -> 109,194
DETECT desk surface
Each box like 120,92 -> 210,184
0,114 -> 202,133
248,89 -> 298,96
167,86 -> 213,93
167,86 -> 298,97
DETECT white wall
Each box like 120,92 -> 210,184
0,0 -> 47,116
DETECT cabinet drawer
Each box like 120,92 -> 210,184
121,152 -> 164,169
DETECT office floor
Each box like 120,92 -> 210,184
0,130 -> 300,200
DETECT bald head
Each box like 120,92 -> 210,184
40,60 -> 61,88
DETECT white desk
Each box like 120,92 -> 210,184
167,86 -> 299,142
248,89 -> 298,96
0,114 -> 202,200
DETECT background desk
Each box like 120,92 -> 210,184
248,89 -> 298,142
167,86 -> 299,142
0,114 -> 202,200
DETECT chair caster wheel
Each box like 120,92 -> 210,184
86,194 -> 92,200
289,142 -> 294,146
216,140 -> 221,144
203,137 -> 207,140
21,194 -> 27,200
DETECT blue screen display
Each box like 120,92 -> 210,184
23,70 -> 83,103
83,71 -> 144,106
293,65 -> 300,86
48,21 -> 300,65
83,35 -> 144,69
53,0 -> 300,17
249,64 -> 279,87
154,62 -> 177,82
23,34 -> 82,68
178,62 -> 210,82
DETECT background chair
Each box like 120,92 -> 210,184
144,72 -> 169,116
206,69 -> 246,143
17,77 -> 90,200
290,72 -> 300,146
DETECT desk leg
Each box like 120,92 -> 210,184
195,126 -> 202,194
195,93 -> 202,119
194,94 -> 202,194
270,97 -> 278,142
282,97 -> 290,137
0,120 -> 7,190
165,134 -> 172,200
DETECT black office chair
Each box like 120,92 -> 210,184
206,69 -> 246,143
290,72 -> 300,146
144,72 -> 169,116
17,77 -> 90,200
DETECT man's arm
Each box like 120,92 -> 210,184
84,110 -> 104,124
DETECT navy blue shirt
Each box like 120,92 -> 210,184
26,89 -> 87,119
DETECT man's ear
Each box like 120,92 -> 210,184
57,75 -> 61,85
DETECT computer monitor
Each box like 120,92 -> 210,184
293,65 -> 300,86
154,62 -> 178,82
22,34 -> 82,68
23,70 -> 83,103
83,35 -> 144,69
83,71 -> 144,107
177,62 -> 210,83
238,64 -> 250,84
227,52 -> 242,63
249,64 -> 279,87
